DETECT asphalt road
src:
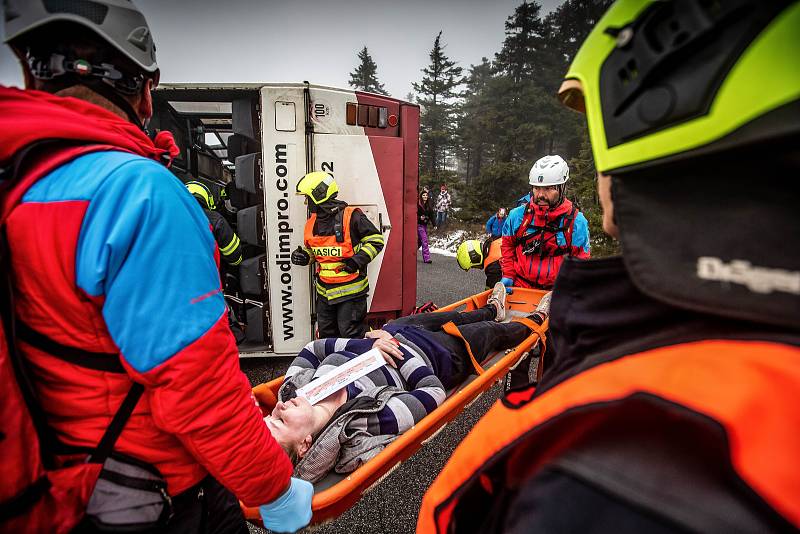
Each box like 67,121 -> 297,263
244,252 -> 494,534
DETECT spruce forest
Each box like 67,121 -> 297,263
349,0 -> 619,256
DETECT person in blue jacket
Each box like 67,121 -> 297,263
485,207 -> 508,239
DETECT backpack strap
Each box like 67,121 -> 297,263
15,320 -> 125,373
514,201 -> 536,241
0,141 -> 58,192
529,206 -> 579,258
0,228 -> 60,468
88,383 -> 145,464
561,206 -> 578,252
1,140 -> 143,465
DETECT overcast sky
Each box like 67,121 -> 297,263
1,0 -> 565,98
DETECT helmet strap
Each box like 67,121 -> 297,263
87,78 -> 146,129
26,52 -> 147,130
554,183 -> 567,208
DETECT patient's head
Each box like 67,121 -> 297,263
264,397 -> 316,462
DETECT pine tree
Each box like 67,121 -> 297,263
413,31 -> 464,182
459,58 -> 495,182
348,46 -> 389,96
495,1 -> 547,85
439,0 -> 619,257
547,0 -> 613,66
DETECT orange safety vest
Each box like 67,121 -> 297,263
304,207 -> 358,284
483,238 -> 502,269
418,340 -> 800,532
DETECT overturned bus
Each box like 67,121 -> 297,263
151,83 -> 420,357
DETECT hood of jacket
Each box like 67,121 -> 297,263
528,196 -> 575,227
0,86 -> 169,165
309,197 -> 348,216
279,372 -> 401,483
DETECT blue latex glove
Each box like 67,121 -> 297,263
501,277 -> 515,294
259,477 -> 313,533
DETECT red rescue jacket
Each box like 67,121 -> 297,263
0,86 -> 291,510
501,198 -> 588,289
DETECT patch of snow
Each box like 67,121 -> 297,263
427,229 -> 488,256
429,247 -> 456,257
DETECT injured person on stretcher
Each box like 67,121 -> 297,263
265,283 -> 539,483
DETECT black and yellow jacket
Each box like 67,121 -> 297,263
204,208 -> 242,266
305,199 -> 384,303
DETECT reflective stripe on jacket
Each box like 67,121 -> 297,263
304,204 -> 384,303
305,207 -> 358,284
205,208 -> 242,265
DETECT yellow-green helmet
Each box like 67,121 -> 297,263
295,171 -> 339,205
186,181 -> 215,210
456,240 -> 484,271
558,0 -> 800,174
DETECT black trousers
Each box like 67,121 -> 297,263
74,476 -> 248,534
316,294 -> 367,338
484,260 -> 502,289
389,306 -> 530,385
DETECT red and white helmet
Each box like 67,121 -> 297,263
528,155 -> 569,187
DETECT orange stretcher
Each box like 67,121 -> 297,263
243,287 -> 549,527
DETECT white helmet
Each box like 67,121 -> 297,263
528,155 -> 569,187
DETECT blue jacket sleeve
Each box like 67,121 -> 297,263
76,157 -> 225,372
571,212 -> 591,257
503,205 -> 525,237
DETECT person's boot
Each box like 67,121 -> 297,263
487,282 -> 507,322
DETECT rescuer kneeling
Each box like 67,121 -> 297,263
292,171 -> 385,338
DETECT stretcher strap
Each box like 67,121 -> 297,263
441,321 -> 485,375
511,316 -> 547,362
470,295 -> 482,310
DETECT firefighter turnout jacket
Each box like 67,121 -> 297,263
419,257 -> 800,533
204,208 -> 242,266
302,200 -> 384,303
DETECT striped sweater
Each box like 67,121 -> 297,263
286,337 -> 447,436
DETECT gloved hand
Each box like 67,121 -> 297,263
341,258 -> 359,273
501,277 -> 515,294
259,477 -> 313,533
291,246 -> 311,266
